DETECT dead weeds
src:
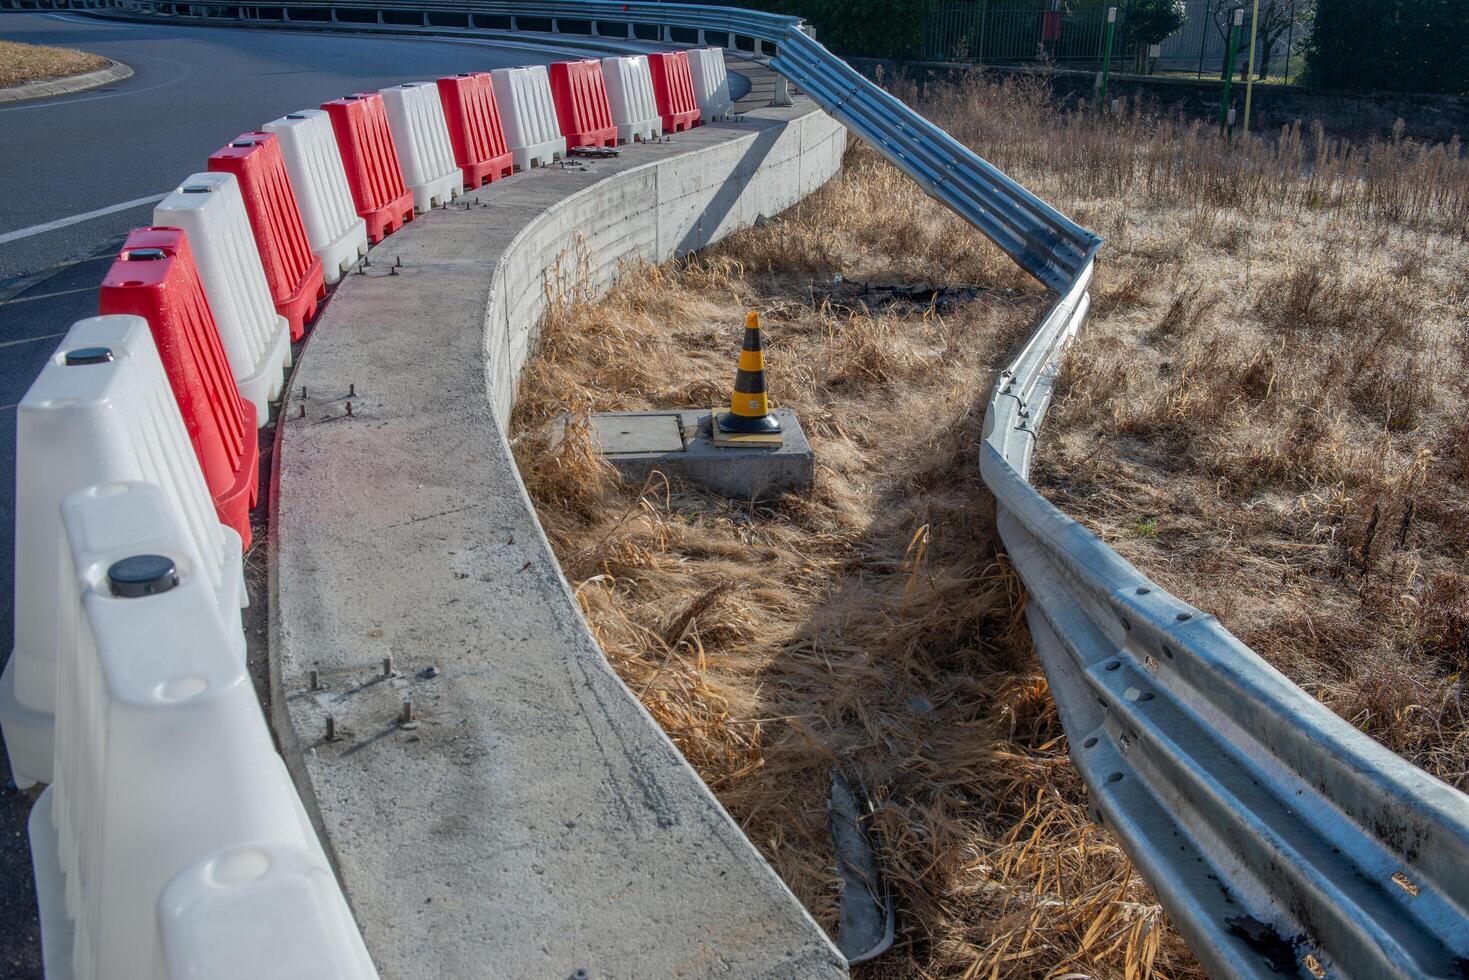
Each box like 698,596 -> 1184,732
0,39 -> 108,88
512,71 -> 1468,977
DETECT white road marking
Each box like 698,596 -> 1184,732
0,332 -> 66,350
0,194 -> 167,246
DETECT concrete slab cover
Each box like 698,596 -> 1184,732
593,413 -> 685,454
586,409 -> 814,500
271,61 -> 849,979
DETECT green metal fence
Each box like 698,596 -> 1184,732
923,2 -> 1127,65
923,0 -> 1306,77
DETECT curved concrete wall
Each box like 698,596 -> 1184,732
271,72 -> 849,976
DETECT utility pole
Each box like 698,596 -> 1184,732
1242,0 -> 1261,135
1219,5 -> 1243,132
1098,6 -> 1117,109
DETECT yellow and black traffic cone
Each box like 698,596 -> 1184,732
717,311 -> 782,435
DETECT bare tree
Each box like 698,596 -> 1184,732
1212,0 -> 1313,79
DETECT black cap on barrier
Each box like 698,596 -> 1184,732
107,555 -> 179,599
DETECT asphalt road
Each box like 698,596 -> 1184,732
0,12 -> 632,976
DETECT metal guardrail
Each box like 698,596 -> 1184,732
40,0 -> 1469,975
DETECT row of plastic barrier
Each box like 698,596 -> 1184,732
437,72 -> 515,187
602,54 -> 663,143
40,470 -> 374,980
208,133 -> 326,339
649,50 -> 702,132
1,46 -> 734,980
382,81 -> 465,213
550,58 -> 617,148
491,65 -> 569,170
688,46 -> 733,122
98,228 -> 262,544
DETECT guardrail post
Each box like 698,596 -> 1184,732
1242,0 -> 1260,135
1097,6 -> 1117,109
772,74 -> 793,107
1219,6 -> 1243,133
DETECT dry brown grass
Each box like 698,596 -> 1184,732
512,71 -> 1468,977
0,39 -> 108,88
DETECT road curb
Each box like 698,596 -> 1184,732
0,57 -> 133,103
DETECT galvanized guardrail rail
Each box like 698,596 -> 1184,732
22,0 -> 1469,975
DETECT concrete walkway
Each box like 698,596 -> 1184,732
270,63 -> 851,977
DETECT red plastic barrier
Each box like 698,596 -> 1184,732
647,51 -> 702,133
208,132 -> 326,341
548,60 -> 618,149
321,93 -> 415,243
435,73 -> 515,189
98,228 -> 260,548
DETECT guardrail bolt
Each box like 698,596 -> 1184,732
398,700 -> 418,729
345,401 -> 354,417
348,383 -> 356,397
382,656 -> 394,678
309,666 -> 321,691
325,715 -> 339,741
298,403 -> 306,420
301,385 -> 307,399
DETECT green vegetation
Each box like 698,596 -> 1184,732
693,0 -> 929,60
1304,0 -> 1469,95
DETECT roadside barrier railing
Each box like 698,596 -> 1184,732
17,1 -> 1469,975
647,50 -> 701,132
207,132 -> 327,340
0,315 -> 245,792
152,171 -> 293,424
436,71 -> 515,186
261,108 -> 371,282
549,58 -> 618,148
35,479 -> 377,980
98,228 -> 261,546
490,64 -> 567,169
380,80 -> 465,212
688,46 -> 733,122
600,54 -> 662,144
322,91 -> 416,241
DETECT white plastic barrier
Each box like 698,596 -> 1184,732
380,81 -> 464,213
600,54 -> 663,144
28,480 -> 378,980
153,172 -> 291,426
262,108 -> 370,285
688,47 -> 734,122
490,65 -> 567,170
0,316 -> 244,791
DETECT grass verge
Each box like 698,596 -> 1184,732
0,39 -> 109,88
